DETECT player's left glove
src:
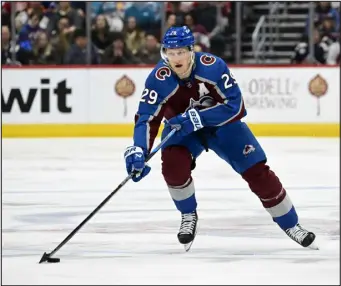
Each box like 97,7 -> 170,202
124,146 -> 151,182
166,108 -> 204,137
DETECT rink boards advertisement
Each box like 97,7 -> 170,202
2,65 -> 339,137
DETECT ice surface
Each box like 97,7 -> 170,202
2,137 -> 339,285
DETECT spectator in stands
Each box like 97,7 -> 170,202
31,30 -> 57,64
27,2 -> 46,18
319,15 -> 339,40
136,33 -> 161,64
1,2 -> 11,27
18,12 -> 43,52
2,25 -> 13,64
91,2 -> 125,32
91,14 -> 115,54
1,25 -> 33,65
326,41 -> 340,64
315,2 -> 340,31
166,2 -> 185,26
184,12 -> 210,52
124,16 -> 145,56
292,28 -> 325,64
208,3 -> 231,39
165,13 -> 177,30
64,28 -> 98,64
39,2 -> 58,30
179,2 -> 195,13
192,3 -> 223,35
124,2 -> 161,33
306,2 -> 340,36
69,1 -> 86,18
192,3 -> 229,55
331,2 -> 340,13
317,16 -> 340,62
1,1 -> 237,66
47,1 -> 83,37
14,2 -> 46,32
90,2 -> 104,19
101,33 -> 140,64
49,16 -> 72,64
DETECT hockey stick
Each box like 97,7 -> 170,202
39,127 -> 177,264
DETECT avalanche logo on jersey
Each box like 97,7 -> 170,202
185,82 -> 215,112
155,66 -> 172,81
243,145 -> 256,156
200,55 -> 216,66
186,96 -> 216,112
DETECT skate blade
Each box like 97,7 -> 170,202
307,240 -> 319,250
183,224 -> 198,252
184,240 -> 195,252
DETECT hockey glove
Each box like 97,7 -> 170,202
166,108 -> 204,138
124,146 -> 151,182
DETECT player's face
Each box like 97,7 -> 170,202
165,48 -> 191,75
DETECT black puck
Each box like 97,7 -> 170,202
47,257 -> 60,263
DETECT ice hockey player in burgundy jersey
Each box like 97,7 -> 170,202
124,26 -> 318,251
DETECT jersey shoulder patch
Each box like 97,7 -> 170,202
199,53 -> 217,66
145,61 -> 178,98
154,65 -> 172,81
194,52 -> 226,84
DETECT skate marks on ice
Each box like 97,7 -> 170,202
2,200 -> 339,285
2,194 -> 340,284
2,138 -> 339,285
3,186 -> 338,261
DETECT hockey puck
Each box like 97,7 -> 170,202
47,257 -> 60,263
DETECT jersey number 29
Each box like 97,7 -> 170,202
221,72 -> 237,89
141,88 -> 158,104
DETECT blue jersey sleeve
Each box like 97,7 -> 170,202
198,57 -> 245,126
133,69 -> 178,154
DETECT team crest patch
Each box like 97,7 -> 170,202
200,55 -> 216,66
155,66 -> 171,81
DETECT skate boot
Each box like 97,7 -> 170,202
177,211 -> 198,252
285,223 -> 318,250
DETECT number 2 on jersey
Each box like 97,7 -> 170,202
141,88 -> 158,104
221,71 -> 237,89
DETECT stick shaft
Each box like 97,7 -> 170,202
47,128 -> 176,258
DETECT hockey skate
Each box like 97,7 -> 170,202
285,223 -> 319,250
177,211 -> 198,252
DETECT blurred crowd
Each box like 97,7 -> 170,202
292,1 -> 340,65
2,1 -> 339,66
1,1 -> 231,66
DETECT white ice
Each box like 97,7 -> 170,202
2,137 -> 340,285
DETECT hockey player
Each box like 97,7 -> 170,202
124,26 -> 317,251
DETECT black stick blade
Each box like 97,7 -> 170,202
39,252 -> 49,263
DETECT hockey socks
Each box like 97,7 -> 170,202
263,189 -> 298,230
168,178 -> 197,214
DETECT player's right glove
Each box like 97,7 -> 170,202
124,146 -> 151,182
165,108 -> 204,138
